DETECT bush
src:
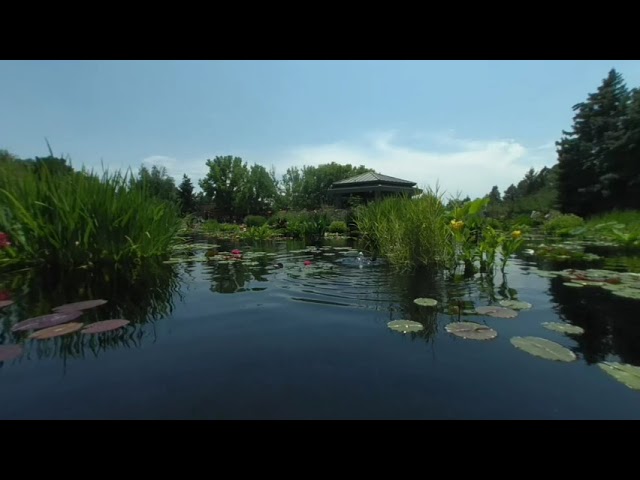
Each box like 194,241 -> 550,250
328,221 -> 348,234
543,213 -> 584,235
244,215 -> 267,227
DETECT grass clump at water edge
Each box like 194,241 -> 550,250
354,188 -> 455,272
0,161 -> 182,270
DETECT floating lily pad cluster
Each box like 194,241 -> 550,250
0,298 -> 131,364
388,290 -> 640,392
535,268 -> 640,300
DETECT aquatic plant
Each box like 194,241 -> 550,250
387,320 -> 424,333
28,322 -> 84,340
542,322 -> 584,335
0,161 -> 182,270
0,344 -> 23,362
510,336 -> 577,362
354,187 -> 454,272
597,362 -> 640,390
445,322 -> 497,340
82,319 -> 130,334
475,306 -> 518,318
413,298 -> 438,307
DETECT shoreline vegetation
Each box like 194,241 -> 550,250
1,68 -> 639,275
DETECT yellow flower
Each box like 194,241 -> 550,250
450,220 -> 464,232
511,230 -> 522,239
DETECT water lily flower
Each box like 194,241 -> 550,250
0,232 -> 11,248
511,230 -> 522,239
304,260 -> 312,266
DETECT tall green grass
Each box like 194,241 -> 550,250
0,161 -> 182,270
354,188 -> 455,272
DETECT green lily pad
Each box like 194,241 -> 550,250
475,306 -> 518,318
563,282 -> 584,287
510,336 -> 576,362
387,320 -> 424,333
598,362 -> 640,390
542,322 -> 585,335
499,300 -> 532,310
536,271 -> 559,278
413,298 -> 438,307
445,322 -> 497,340
611,288 -> 640,300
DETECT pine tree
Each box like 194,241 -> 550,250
177,174 -> 196,215
556,69 -> 629,216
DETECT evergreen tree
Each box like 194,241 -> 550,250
556,69 -> 629,216
177,174 -> 197,215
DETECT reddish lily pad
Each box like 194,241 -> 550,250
445,322 -> 497,340
52,299 -> 108,312
0,344 -> 23,362
11,311 -> 83,332
0,300 -> 14,309
81,319 -> 130,334
28,322 -> 84,340
475,306 -> 518,319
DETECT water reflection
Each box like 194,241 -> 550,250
0,261 -> 182,364
547,276 -> 640,366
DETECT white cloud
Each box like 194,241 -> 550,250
139,131 -> 558,199
277,130 -> 557,199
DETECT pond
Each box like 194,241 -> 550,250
1,237 -> 639,419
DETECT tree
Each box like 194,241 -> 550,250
198,156 -> 249,220
556,69 -> 630,216
177,174 -> 197,215
136,165 -> 178,205
488,185 -> 501,204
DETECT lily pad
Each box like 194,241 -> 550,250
542,322 -> 585,335
11,311 -> 83,332
445,322 -> 497,340
563,282 -> 584,287
52,299 -> 108,312
0,344 -> 23,362
475,306 -> 518,319
387,320 -> 424,333
0,300 -> 14,309
610,289 -> 640,300
28,322 -> 84,340
510,336 -> 576,362
499,300 -> 532,310
413,298 -> 438,307
598,362 -> 640,390
82,319 -> 130,334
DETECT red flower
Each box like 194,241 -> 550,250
231,249 -> 242,255
304,260 -> 312,266
0,291 -> 11,301
0,232 -> 10,249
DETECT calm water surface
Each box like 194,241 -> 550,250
1,237 -> 639,419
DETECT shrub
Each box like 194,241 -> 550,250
543,213 -> 584,235
244,215 -> 267,228
328,221 -> 348,234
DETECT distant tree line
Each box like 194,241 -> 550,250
0,149 -> 374,220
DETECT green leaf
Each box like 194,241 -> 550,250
598,362 -> 640,390
510,336 -> 577,362
445,321 -> 497,340
387,320 -> 424,333
542,322 -> 585,335
413,298 -> 438,307
499,300 -> 532,310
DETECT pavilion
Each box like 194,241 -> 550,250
327,172 -> 419,208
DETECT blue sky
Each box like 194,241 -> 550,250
2,60 -> 639,198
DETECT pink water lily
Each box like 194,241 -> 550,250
0,232 -> 10,249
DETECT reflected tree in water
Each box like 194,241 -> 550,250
0,261 -> 183,364
547,277 -> 640,365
